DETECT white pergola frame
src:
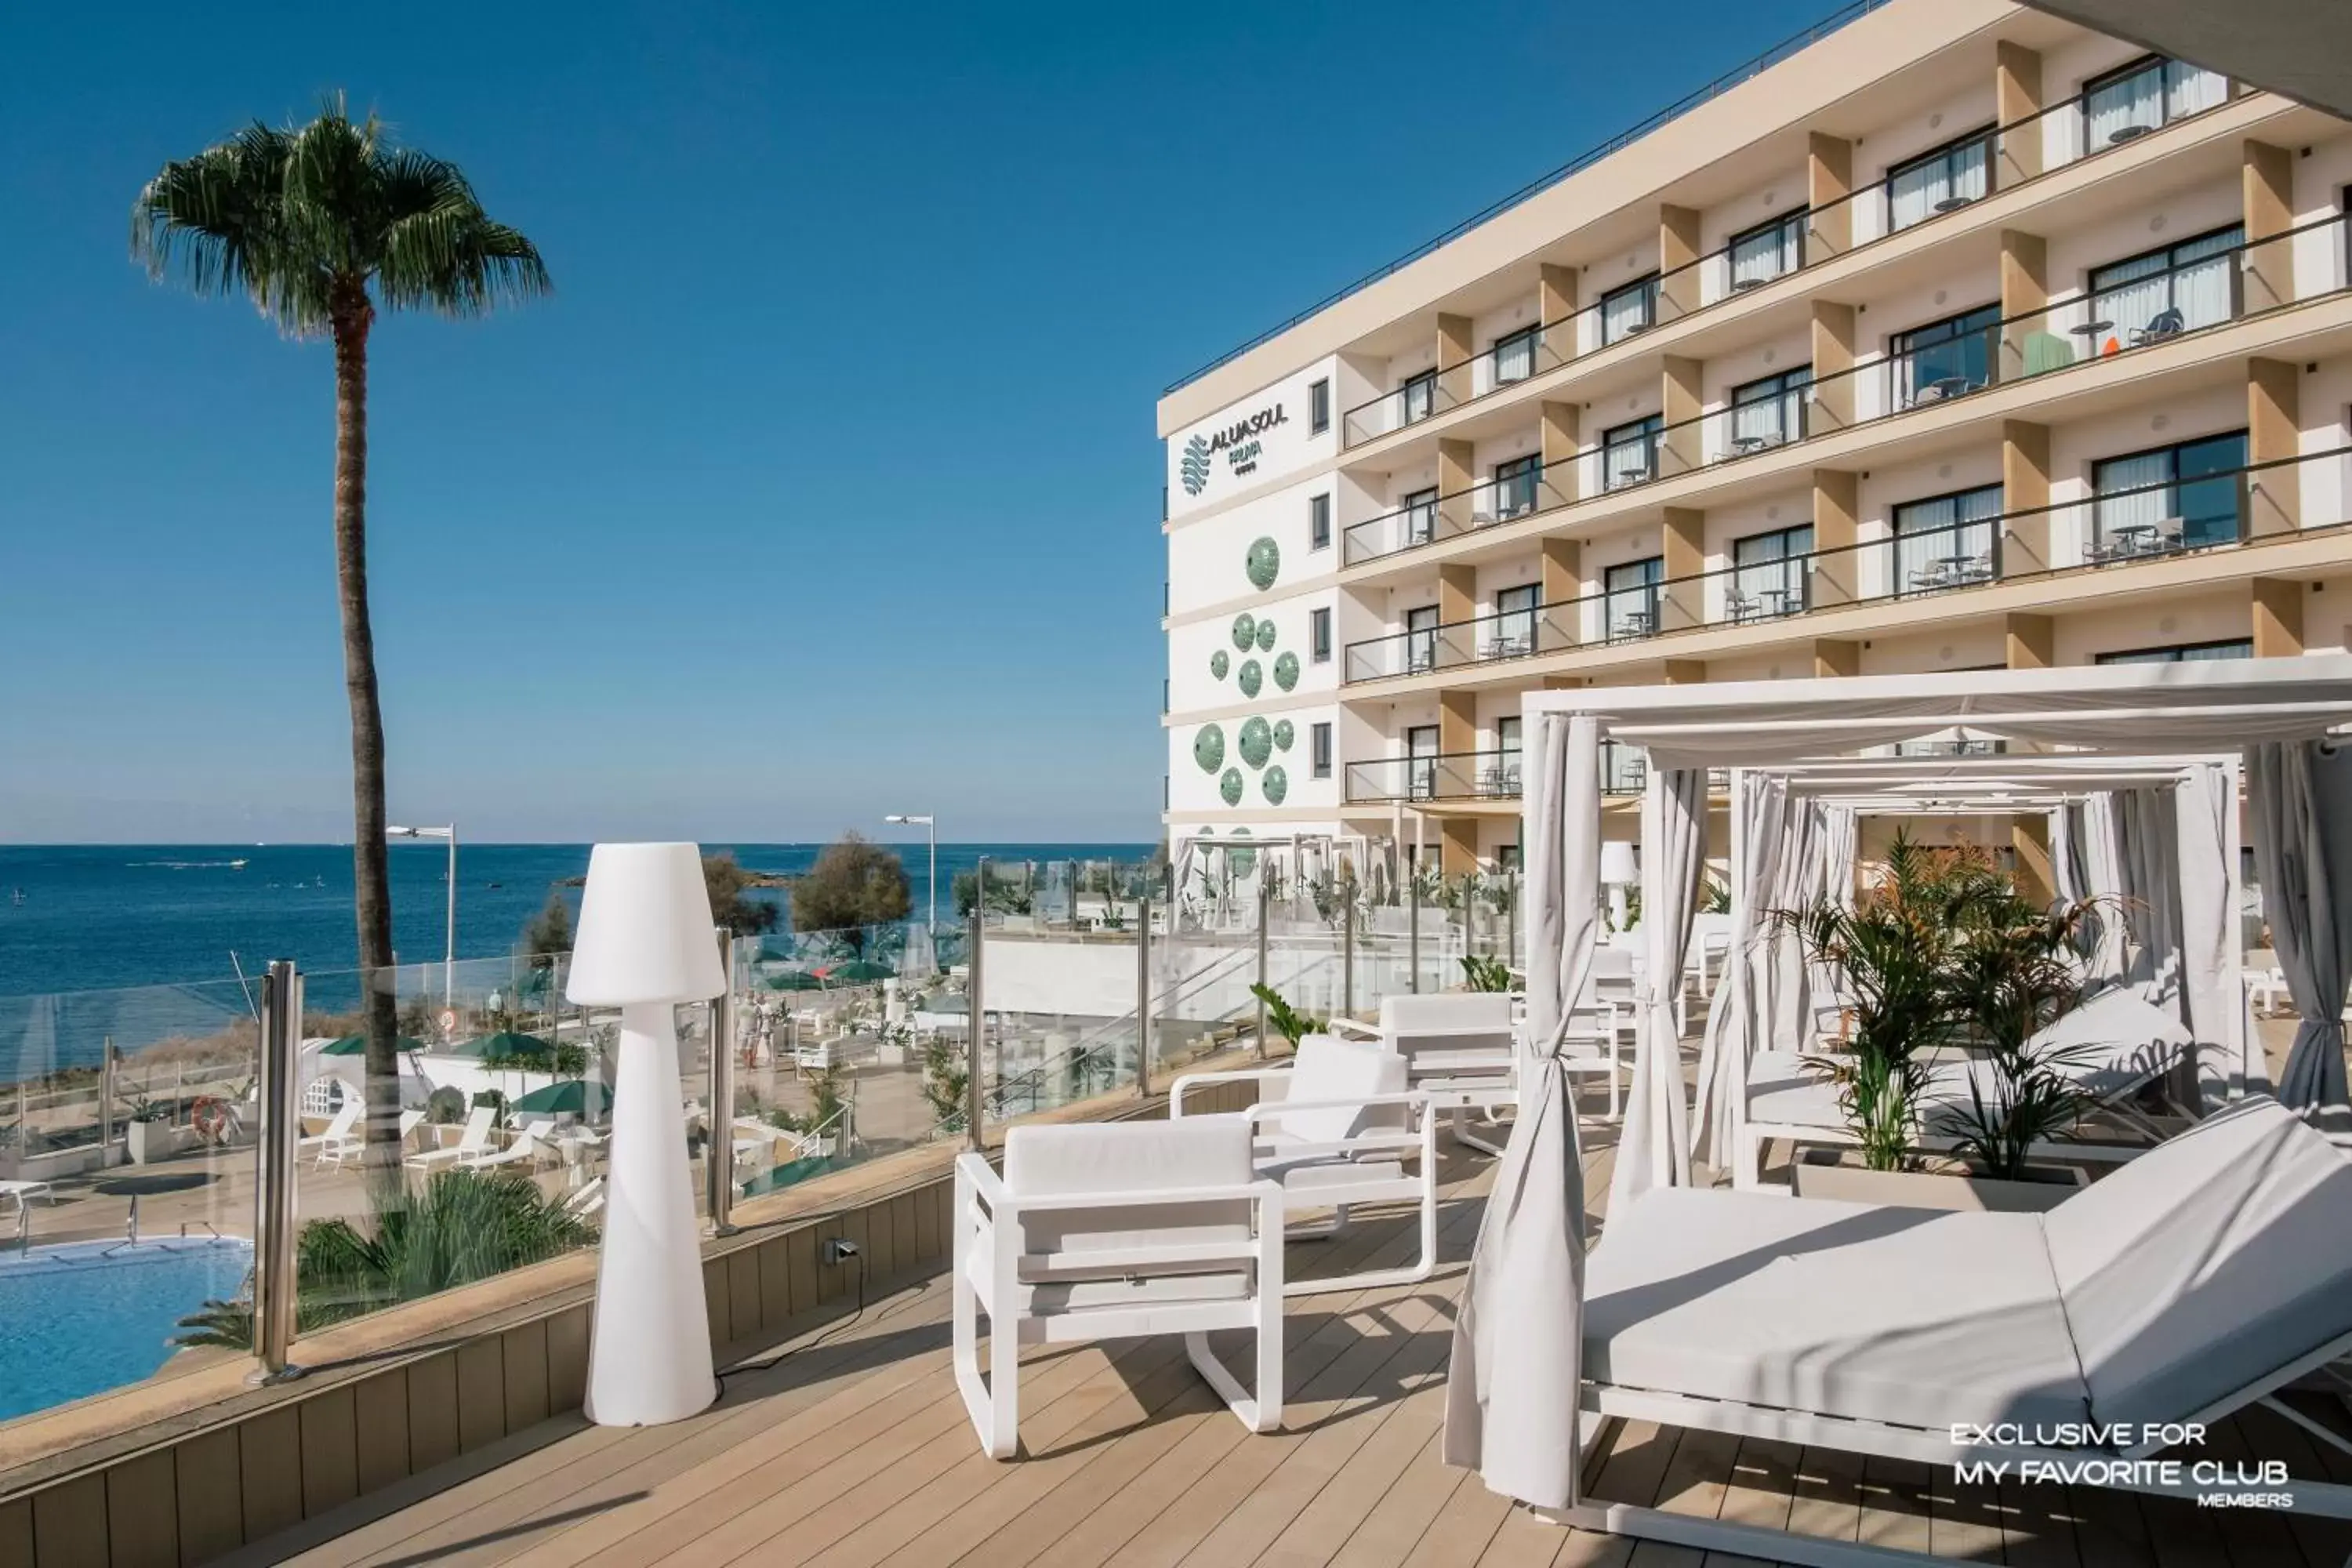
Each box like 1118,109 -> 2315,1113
1440,655 -> 2352,1567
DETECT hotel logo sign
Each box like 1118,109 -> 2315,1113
1180,402 -> 1290,497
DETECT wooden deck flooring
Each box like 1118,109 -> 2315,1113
224,1126 -> 2352,1568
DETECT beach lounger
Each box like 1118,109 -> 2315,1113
954,1116 -> 1283,1460
1171,1033 -> 1437,1298
0,1179 -> 55,1216
1733,986 -> 2196,1189
1565,1095 -> 2352,1563
296,1100 -> 362,1167
403,1105 -> 497,1174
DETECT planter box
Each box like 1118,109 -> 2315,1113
124,1119 -> 179,1166
1792,1151 -> 2085,1212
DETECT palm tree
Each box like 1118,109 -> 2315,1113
132,100 -> 547,1168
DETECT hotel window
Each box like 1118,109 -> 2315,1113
1605,557 -> 1662,641
1599,274 -> 1659,345
1405,604 -> 1440,673
1309,492 -> 1332,551
1491,325 -> 1540,385
1600,738 -> 1648,794
2095,638 -> 2252,665
1727,366 -> 1810,454
1886,127 -> 1992,231
1492,584 -> 1539,658
1401,485 -> 1439,547
1493,716 -> 1523,797
2091,430 -> 2248,557
1730,525 -> 1813,620
1310,607 -> 1332,663
1406,724 -> 1441,800
1309,377 -> 1330,435
2088,225 -> 2242,341
2082,56 -> 2227,149
1492,453 -> 1543,521
1311,722 -> 1333,779
1727,209 -> 1806,291
1893,484 -> 2002,595
1400,369 -> 1438,426
1892,303 -> 1999,407
1602,415 -> 1662,490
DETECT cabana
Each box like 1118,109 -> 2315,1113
1443,655 -> 2352,1563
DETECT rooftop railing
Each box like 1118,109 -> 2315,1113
1340,444 -> 2352,683
1328,61 -> 2239,452
1338,209 -> 2349,570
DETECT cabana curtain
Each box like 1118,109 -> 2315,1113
2082,792 -> 2129,985
1691,771 -> 1786,1169
1610,767 -> 1704,1214
2249,739 -> 2352,1112
1444,712 -> 1595,1509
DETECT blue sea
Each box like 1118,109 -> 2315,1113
0,842 -> 1150,1077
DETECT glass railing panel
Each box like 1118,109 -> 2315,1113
1,977 -> 263,1424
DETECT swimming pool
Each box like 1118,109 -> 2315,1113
0,1236 -> 252,1422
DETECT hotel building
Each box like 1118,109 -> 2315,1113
1157,0 -> 2352,884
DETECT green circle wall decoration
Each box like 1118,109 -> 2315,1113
1273,651 -> 1300,691
1238,717 -> 1272,769
1193,724 -> 1225,773
1272,719 -> 1294,751
1261,765 -> 1289,806
1254,619 -> 1277,653
1231,613 -> 1257,651
1220,768 -> 1244,807
1246,536 -> 1280,591
1237,659 -> 1262,699
1229,826 -> 1256,872
1209,649 -> 1229,681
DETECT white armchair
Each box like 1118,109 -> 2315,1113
1331,993 -> 1520,1153
1171,1034 -> 1437,1298
953,1116 -> 1283,1460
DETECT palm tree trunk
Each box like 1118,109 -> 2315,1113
332,291 -> 401,1174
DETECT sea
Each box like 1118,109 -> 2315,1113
0,842 -> 1151,1079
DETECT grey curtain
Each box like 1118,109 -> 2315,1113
2173,761 -> 2236,1101
2249,740 -> 2352,1112
1610,765 -> 1704,1214
1691,771 -> 1785,1170
1445,712 -> 1597,1510
2082,793 -> 2129,987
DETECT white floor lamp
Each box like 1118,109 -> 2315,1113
567,841 -> 723,1427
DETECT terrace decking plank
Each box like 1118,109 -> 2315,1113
1855,1455 -> 1933,1556
1779,1443 -> 1864,1547
2231,1402 -> 2352,1566
1247,1342 -> 1459,1568
1996,1463 -> 2085,1568
1322,1429 -> 1487,1568
1923,1456 -> 2006,1562
1393,1462 -> 1512,1568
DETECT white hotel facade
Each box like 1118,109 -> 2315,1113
1158,0 -> 2352,886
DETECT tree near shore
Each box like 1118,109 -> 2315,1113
133,100 -> 547,1168
793,834 -> 912,956
704,852 -> 783,936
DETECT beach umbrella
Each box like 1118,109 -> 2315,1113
826,959 -> 896,984
758,942 -> 802,964
457,1030 -> 559,1064
321,1034 -> 427,1057
764,969 -> 826,992
509,1078 -> 602,1116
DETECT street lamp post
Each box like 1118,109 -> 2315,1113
387,824 -> 458,1006
883,813 -> 938,941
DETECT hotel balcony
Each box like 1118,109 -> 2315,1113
1343,742 -> 1657,804
1341,445 -> 2347,688
1340,209 -> 2347,572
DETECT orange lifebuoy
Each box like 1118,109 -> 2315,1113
191,1096 -> 232,1143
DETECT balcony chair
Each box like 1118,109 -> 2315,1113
2129,306 -> 2186,346
953,1116 -> 1283,1459
1171,1033 -> 1437,1298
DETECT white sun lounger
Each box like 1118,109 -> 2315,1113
0,1179 -> 56,1216
1565,1095 -> 2352,1564
296,1100 -> 363,1167
403,1105 -> 497,1174
1734,986 -> 2197,1189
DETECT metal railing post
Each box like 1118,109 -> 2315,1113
100,1036 -> 116,1156
1341,879 -> 1356,1019
1409,869 -> 1423,994
1254,877 -> 1270,1058
965,906 -> 985,1152
1136,896 -> 1153,1099
251,960 -> 303,1385
1507,871 -> 1519,971
706,931 -> 738,1236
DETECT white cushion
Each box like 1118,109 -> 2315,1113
2041,1095 -> 2352,1428
1276,1035 -> 1406,1147
1003,1116 -> 1254,1258
1587,1189 -> 2087,1430
1379,993 -> 1514,1037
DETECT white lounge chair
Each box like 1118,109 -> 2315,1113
403,1105 -> 497,1174
0,1179 -> 55,1216
312,1106 -> 425,1170
1569,1095 -> 2352,1562
1337,990 -> 1622,1147
1734,985 -> 2198,1189
953,1116 -> 1283,1460
296,1100 -> 362,1167
1171,1033 -> 1437,1298
562,1174 -> 605,1217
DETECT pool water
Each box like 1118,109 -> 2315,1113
0,1237 -> 252,1422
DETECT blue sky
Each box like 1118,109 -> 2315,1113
0,0 -> 1834,845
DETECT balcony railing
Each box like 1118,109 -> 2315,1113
1346,749 -> 1526,804
1342,458 -> 1575,565
1338,445 -> 2348,683
1330,60 -> 2241,452
1336,209 -> 2350,570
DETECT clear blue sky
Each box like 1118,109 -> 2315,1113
0,0 -> 1835,845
